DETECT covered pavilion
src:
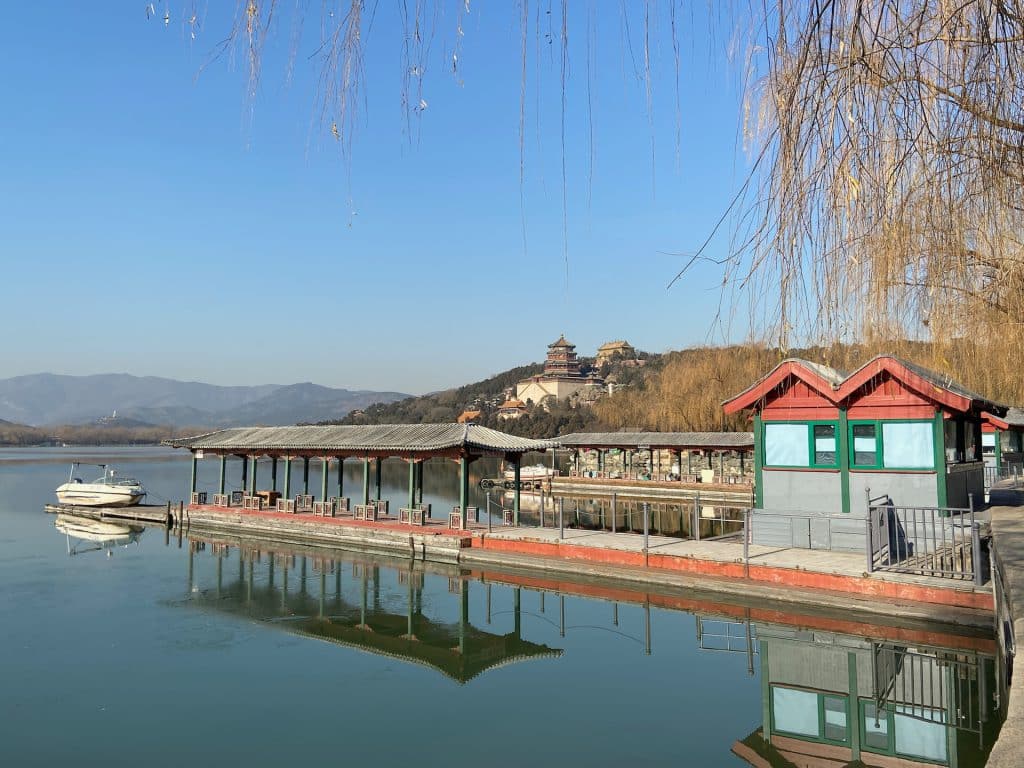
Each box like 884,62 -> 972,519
556,431 -> 755,482
166,424 -> 559,523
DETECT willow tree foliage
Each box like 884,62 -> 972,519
155,1 -> 1024,398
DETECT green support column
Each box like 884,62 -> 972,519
249,455 -> 257,494
362,458 -> 370,505
218,455 -> 226,494
512,456 -> 521,525
302,458 -> 310,495
753,414 -> 764,508
934,410 -> 948,508
416,461 -> 424,503
240,455 -> 247,491
408,460 -> 416,511
337,457 -> 344,498
459,456 -> 470,516
283,457 -> 292,499
760,640 -> 771,744
838,407 -> 851,514
995,429 -> 1003,472
374,458 -> 382,501
271,457 -> 278,492
190,452 -> 198,494
321,457 -> 329,502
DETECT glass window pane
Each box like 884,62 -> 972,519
965,424 -> 978,461
773,687 -> 820,737
863,702 -> 890,750
765,424 -> 809,467
813,424 -> 836,465
982,433 -> 996,448
852,423 -> 878,466
823,696 -> 848,742
894,708 -> 947,762
882,422 -> 934,468
944,419 -> 959,462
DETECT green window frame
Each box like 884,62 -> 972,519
848,420 -> 936,471
762,421 -> 839,469
770,685 -> 850,746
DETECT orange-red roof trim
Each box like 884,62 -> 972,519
722,360 -> 841,414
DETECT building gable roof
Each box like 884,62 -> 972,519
724,355 -> 1005,416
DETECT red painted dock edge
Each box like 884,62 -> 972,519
475,536 -> 995,612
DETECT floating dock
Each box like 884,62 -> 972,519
43,503 -> 172,526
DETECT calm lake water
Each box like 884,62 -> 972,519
0,448 -> 1003,766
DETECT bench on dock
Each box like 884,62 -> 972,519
449,506 -> 478,530
190,491 -> 208,505
353,504 -> 378,521
295,494 -> 315,513
374,499 -> 390,516
277,498 -> 296,513
242,495 -> 264,510
503,508 -> 515,526
312,500 -> 335,517
213,493 -> 230,508
330,496 -> 350,513
231,490 -> 245,506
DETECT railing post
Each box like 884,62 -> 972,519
864,486 -> 874,574
693,492 -> 701,541
743,508 -> 750,577
611,492 -> 616,533
972,520 -> 984,587
643,502 -> 649,563
559,497 -> 564,540
486,490 -> 492,533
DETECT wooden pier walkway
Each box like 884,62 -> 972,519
43,503 -> 172,526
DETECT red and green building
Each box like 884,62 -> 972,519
723,355 -> 1005,551
982,407 -> 1024,474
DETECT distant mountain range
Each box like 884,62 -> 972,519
0,373 -> 409,428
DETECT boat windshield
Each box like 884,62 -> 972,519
90,475 -> 142,487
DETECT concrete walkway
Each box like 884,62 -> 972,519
983,486 -> 1024,767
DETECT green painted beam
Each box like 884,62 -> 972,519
190,453 -> 198,494
753,413 -> 763,508
838,408 -> 851,514
934,410 -> 948,508
302,458 -> 310,495
362,458 -> 370,505
408,460 -> 416,511
459,456 -> 469,516
271,457 -> 278,492
337,456 -> 344,498
374,458 -> 382,501
249,455 -> 257,495
321,457 -> 329,502
218,455 -> 226,494
513,457 -> 521,525
283,457 -> 292,499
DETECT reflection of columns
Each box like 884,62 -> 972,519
216,555 -> 222,596
362,458 -> 370,505
249,455 -> 258,494
190,452 -> 198,494
513,587 -> 522,639
219,455 -> 226,494
459,456 -> 469,516
374,458 -> 382,501
360,566 -> 368,627
283,457 -> 292,499
408,459 -> 416,511
187,545 -> 194,593
486,584 -> 492,624
271,457 -> 278,491
268,556 -> 275,589
319,572 -> 326,618
281,561 -> 288,610
300,556 -> 307,595
560,595 -> 565,637
459,580 -> 468,655
247,559 -> 253,604
406,572 -> 414,638
373,566 -> 380,610
302,457 -> 310,495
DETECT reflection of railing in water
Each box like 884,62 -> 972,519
871,643 -> 994,746
696,614 -> 758,676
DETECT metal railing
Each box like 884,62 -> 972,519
984,462 -> 1024,491
866,489 -> 983,584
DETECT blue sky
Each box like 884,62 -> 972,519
0,3 -> 756,394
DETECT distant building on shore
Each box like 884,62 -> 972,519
516,335 -> 601,405
497,398 -> 528,420
595,340 -> 636,366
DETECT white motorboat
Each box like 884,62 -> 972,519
55,463 -> 147,507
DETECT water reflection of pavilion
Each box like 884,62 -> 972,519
731,622 -> 1001,768
182,537 -> 562,684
